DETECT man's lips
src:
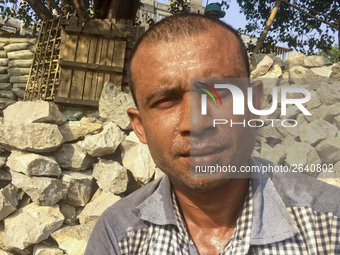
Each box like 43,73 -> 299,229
179,146 -> 226,166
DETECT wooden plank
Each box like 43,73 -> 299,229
112,40 -> 126,68
58,60 -> 124,73
57,33 -> 78,98
110,73 -> 123,90
83,37 -> 97,100
54,96 -> 99,107
65,26 -> 132,38
103,39 -> 115,86
91,38 -> 103,103
95,38 -> 109,101
70,35 -> 91,99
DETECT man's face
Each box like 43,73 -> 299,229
128,26 -> 262,190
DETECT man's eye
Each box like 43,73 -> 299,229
152,97 -> 180,108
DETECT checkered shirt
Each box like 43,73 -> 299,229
115,181 -> 340,255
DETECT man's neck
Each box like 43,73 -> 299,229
171,178 -> 250,254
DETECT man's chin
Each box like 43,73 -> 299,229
171,175 -> 233,191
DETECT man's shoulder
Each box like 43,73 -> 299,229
251,156 -> 340,217
99,176 -> 165,236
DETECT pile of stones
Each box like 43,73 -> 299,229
0,83 -> 162,254
0,37 -> 37,110
250,53 -> 340,186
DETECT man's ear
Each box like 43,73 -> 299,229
250,80 -> 264,118
127,108 -> 147,144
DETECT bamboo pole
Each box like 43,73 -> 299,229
250,0 -> 281,63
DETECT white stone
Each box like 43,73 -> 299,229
284,53 -> 306,69
51,220 -> 96,255
79,122 -> 125,157
11,171 -> 65,206
78,191 -> 120,224
93,159 -> 129,194
0,184 -> 20,221
260,142 -> 285,164
299,120 -> 338,146
121,132 -> 156,184
315,138 -> 340,165
4,203 -> 64,250
7,151 -> 61,177
54,143 -> 94,171
99,82 -> 136,130
250,55 -> 273,78
302,56 -> 332,67
0,123 -> 64,153
306,66 -> 332,78
61,170 -> 94,207
58,121 -> 102,142
33,244 -> 63,255
3,101 -> 65,125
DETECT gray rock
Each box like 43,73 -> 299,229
121,132 -> 156,184
0,184 -> 20,221
250,55 -> 273,78
0,169 -> 11,181
11,171 -> 65,206
0,91 -> 15,100
78,122 -> 125,157
256,125 -> 285,145
330,62 -> 340,80
299,120 -> 338,146
0,98 -> 16,110
3,101 -> 65,125
0,67 -> 8,74
306,104 -> 340,123
7,68 -> 30,76
51,220 -> 96,255
54,143 -> 94,171
315,138 -> 340,165
93,159 -> 129,195
0,155 -> 6,169
316,82 -> 340,105
0,249 -> 15,255
78,191 -> 120,224
59,203 -> 77,226
11,88 -> 24,98
0,123 -> 64,153
33,244 -> 63,255
3,43 -> 30,52
58,121 -> 102,142
9,75 -> 28,83
99,82 -> 136,130
334,115 -> 340,130
0,75 -> 9,83
4,203 -> 64,250
7,50 -> 33,60
302,56 -> 332,67
61,170 -> 94,207
306,90 -> 321,110
0,83 -> 12,90
6,151 -> 61,177
8,59 -> 33,68
285,142 -> 321,177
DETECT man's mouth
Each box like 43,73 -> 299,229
180,145 -> 226,166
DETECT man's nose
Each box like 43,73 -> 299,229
177,93 -> 213,136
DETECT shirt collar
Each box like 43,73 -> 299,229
134,157 -> 299,245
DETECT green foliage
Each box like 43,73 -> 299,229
0,0 -> 38,27
168,0 -> 191,15
317,44 -> 340,63
236,0 -> 339,55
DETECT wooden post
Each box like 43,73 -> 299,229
250,0 -> 281,63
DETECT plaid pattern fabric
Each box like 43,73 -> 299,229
116,181 -> 340,255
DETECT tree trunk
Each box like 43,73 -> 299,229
105,0 -> 140,20
61,0 -> 72,15
73,0 -> 89,18
26,0 -> 54,21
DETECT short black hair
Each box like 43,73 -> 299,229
129,13 -> 250,106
